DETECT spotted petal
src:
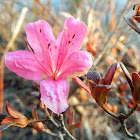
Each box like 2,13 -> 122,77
40,79 -> 69,114
26,20 -> 56,74
55,17 -> 87,72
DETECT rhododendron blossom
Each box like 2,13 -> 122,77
5,17 -> 93,114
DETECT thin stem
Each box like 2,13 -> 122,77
102,105 -> 118,119
28,119 -> 47,124
73,102 -> 96,107
58,131 -> 64,140
44,109 -> 76,140
42,129 -> 59,138
58,114 -> 76,140
124,104 -> 139,119
119,114 -> 140,140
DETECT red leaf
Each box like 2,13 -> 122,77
92,85 -> 111,107
69,111 -> 74,127
132,72 -> 140,104
133,4 -> 140,23
69,122 -> 81,132
32,106 -> 38,120
123,16 -> 140,35
5,102 -> 21,118
32,122 -> 44,131
1,117 -> 15,124
5,102 -> 29,128
127,103 -> 134,109
31,106 -> 44,131
73,77 -> 91,94
104,62 -> 118,85
119,62 -> 133,92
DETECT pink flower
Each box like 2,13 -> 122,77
5,17 -> 93,114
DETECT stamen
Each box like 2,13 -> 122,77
55,40 -> 70,79
54,27 -> 68,79
26,43 -> 51,77
65,27 -> 68,30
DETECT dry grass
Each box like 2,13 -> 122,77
0,0 -> 140,140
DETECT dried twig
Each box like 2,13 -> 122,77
93,0 -> 130,67
0,7 -> 28,140
103,104 -> 140,139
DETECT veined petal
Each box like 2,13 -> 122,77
5,51 -> 44,81
55,17 -> 87,72
40,79 -> 69,114
57,51 -> 93,79
26,20 -> 56,74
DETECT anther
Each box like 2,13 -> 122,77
72,34 -> 75,39
64,27 -> 68,30
48,43 -> 50,48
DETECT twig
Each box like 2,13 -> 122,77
73,102 -> 96,107
124,104 -> 139,119
58,131 -> 64,140
28,119 -> 47,124
0,7 -> 28,140
119,114 -> 140,140
59,114 -> 76,140
0,7 -> 28,113
102,104 -> 140,139
102,105 -> 118,119
42,129 -> 59,138
44,109 -> 76,140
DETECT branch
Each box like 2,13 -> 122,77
124,104 -> 139,119
58,114 -> 76,140
101,104 -> 140,139
44,109 -> 76,140
119,114 -> 140,140
28,119 -> 47,124
102,105 -> 118,119
42,129 -> 59,138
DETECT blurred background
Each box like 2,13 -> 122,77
0,0 -> 140,139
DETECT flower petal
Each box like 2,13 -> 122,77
57,17 -> 87,52
57,51 -> 93,79
40,79 -> 69,114
55,17 -> 87,72
5,51 -> 44,80
26,20 -> 56,73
